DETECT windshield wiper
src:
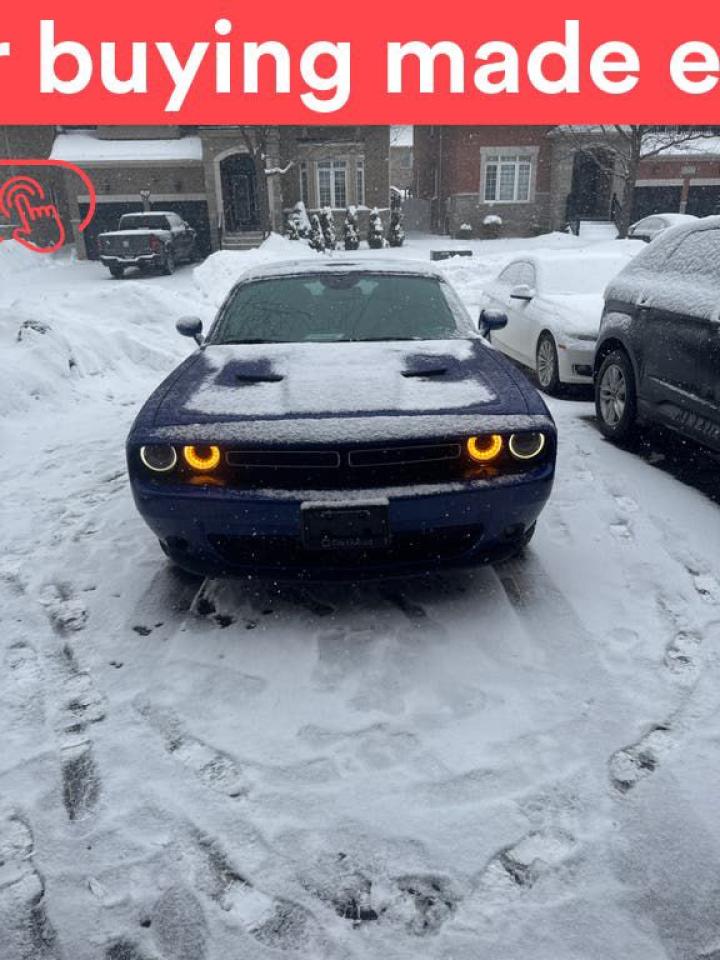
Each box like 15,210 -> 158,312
348,336 -> 424,342
219,339 -> 292,345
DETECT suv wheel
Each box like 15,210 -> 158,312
536,333 -> 561,395
596,349 -> 638,440
162,249 -> 175,275
109,264 -> 124,279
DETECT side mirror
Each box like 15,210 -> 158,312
509,284 -> 535,301
176,316 -> 204,345
479,309 -> 508,338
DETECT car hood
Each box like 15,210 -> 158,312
540,293 -> 603,338
136,339 -> 549,443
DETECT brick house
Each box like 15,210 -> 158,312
1,125 -> 390,258
414,125 -> 720,238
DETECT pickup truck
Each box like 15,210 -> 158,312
97,211 -> 197,278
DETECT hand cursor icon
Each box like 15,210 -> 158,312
0,176 -> 66,254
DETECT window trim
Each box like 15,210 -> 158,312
480,146 -> 538,205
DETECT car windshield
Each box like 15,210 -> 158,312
209,273 -> 465,344
119,215 -> 170,230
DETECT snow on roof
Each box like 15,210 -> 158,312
390,125 -> 414,147
50,130 -> 203,164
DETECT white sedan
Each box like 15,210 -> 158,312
479,246 -> 641,394
627,212 -> 698,243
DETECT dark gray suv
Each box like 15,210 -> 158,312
594,217 -> 720,453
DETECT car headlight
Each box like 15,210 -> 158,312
140,444 -> 177,473
508,432 -> 546,460
467,434 -> 504,462
183,445 -> 221,471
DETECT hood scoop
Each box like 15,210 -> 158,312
235,372 -> 284,385
402,366 -> 448,379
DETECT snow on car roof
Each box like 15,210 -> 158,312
235,258 -> 448,283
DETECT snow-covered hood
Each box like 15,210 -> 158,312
133,338 -> 549,443
539,293 -> 603,339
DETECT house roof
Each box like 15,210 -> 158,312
50,130 -> 204,164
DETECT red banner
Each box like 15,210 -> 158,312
1,1 -> 719,123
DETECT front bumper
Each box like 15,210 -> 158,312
557,339 -> 595,384
129,468 -> 555,580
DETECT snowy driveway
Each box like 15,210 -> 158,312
2,237 -> 720,960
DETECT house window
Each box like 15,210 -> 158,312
299,162 -> 309,206
317,159 -> 347,208
484,154 -> 533,203
355,158 -> 365,205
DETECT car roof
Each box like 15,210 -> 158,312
121,210 -> 177,217
235,257 -> 447,283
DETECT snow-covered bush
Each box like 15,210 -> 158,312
482,214 -> 503,239
309,214 -> 326,253
367,208 -> 385,250
456,222 -> 473,240
344,206 -> 360,250
319,207 -> 336,250
292,201 -> 311,238
285,215 -> 300,241
388,206 -> 405,247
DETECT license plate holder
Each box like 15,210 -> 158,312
301,503 -> 390,551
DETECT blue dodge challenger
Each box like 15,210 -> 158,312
127,259 -> 556,579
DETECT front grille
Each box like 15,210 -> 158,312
209,524 -> 484,570
222,442 -> 463,489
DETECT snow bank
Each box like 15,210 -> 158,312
0,273 -> 211,416
192,234 -> 318,305
0,240 -> 47,279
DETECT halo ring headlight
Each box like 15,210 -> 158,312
183,445 -> 221,471
467,434 -> 504,462
140,444 -> 177,473
508,432 -> 546,460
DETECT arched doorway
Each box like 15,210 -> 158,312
220,152 -> 258,232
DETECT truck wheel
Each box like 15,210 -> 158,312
109,265 -> 124,279
595,349 -> 638,441
162,249 -> 175,275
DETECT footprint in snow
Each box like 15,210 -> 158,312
474,828 -> 578,895
0,809 -> 59,959
664,630 -> 702,680
609,723 -> 673,793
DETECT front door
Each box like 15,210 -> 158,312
641,228 -> 720,444
220,153 -> 258,232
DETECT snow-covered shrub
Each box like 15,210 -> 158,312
456,222 -> 473,240
285,215 -> 300,241
482,214 -> 503,239
388,206 -> 405,247
344,206 -> 360,250
367,208 -> 385,250
309,214 -> 326,253
292,201 -> 311,238
319,207 -> 336,250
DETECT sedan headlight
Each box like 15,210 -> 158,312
508,432 -> 546,460
467,434 -> 504,462
140,444 -> 177,473
183,445 -> 221,471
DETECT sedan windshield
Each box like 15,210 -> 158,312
210,273 -> 465,344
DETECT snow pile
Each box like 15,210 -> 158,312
0,240 -> 47,279
193,234 -> 318,306
0,274 -> 211,415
